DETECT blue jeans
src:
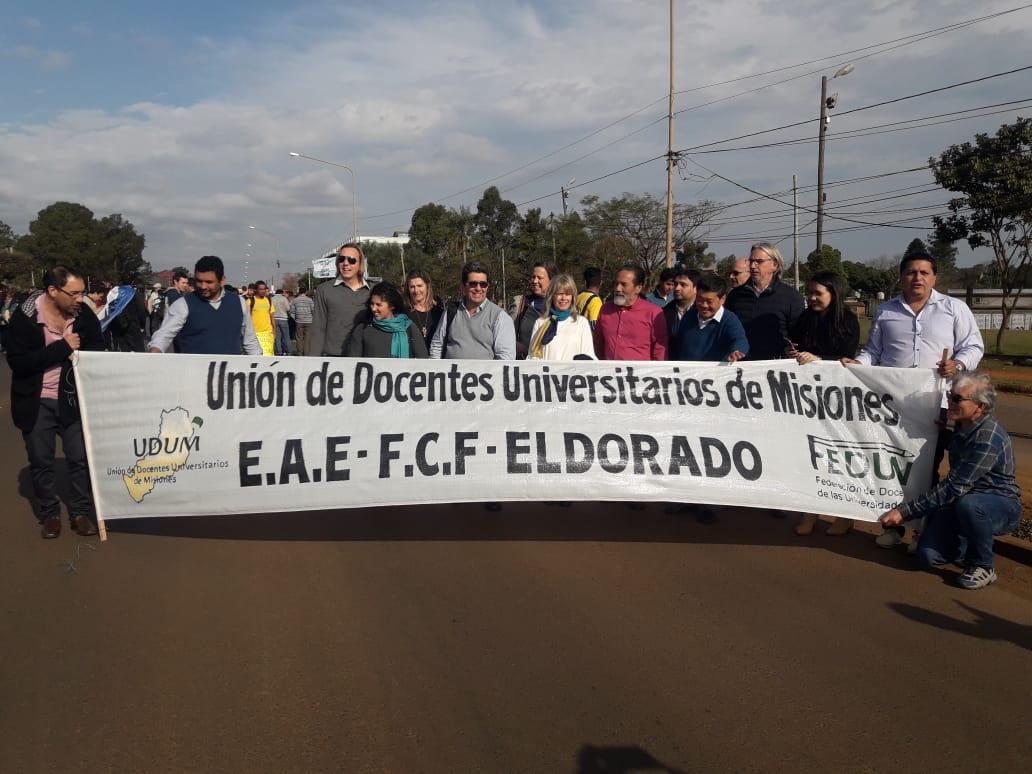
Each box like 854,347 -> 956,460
274,319 -> 294,355
915,493 -> 1022,570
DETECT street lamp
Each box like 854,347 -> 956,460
560,178 -> 576,217
289,151 -> 358,243
248,224 -> 282,278
813,64 -> 854,251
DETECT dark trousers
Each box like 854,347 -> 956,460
274,319 -> 294,355
22,399 -> 92,521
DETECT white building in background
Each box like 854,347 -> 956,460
948,288 -> 1032,330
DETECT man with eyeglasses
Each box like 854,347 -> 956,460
726,257 -> 749,288
878,372 -> 1019,589
6,265 -> 105,538
429,261 -> 515,361
148,255 -> 262,355
844,252 -> 983,549
308,243 -> 370,357
725,242 -> 805,360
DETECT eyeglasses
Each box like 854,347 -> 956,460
338,256 -> 360,265
748,257 -> 771,265
56,287 -> 85,298
947,392 -> 974,404
729,270 -> 746,276
466,280 -> 489,289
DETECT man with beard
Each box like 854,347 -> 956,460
6,266 -> 105,538
148,255 -> 262,355
594,264 -> 668,361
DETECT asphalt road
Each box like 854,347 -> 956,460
1,365 -> 1030,774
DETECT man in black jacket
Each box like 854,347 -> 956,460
6,266 -> 105,538
725,241 -> 805,360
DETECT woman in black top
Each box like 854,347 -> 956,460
345,282 -> 428,358
514,262 -> 557,359
403,269 -> 443,349
786,271 -> 860,536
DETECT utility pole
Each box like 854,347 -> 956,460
793,174 -> 799,290
664,0 -> 675,268
816,76 -> 829,254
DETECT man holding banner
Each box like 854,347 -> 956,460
847,252 -> 983,549
879,372 -> 1020,590
6,266 -> 104,538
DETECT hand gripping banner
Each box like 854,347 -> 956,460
74,352 -> 941,530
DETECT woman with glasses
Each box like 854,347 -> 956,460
345,282 -> 428,359
785,271 -> 860,536
526,274 -> 595,361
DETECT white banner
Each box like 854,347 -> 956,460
74,353 -> 942,522
312,257 -> 335,278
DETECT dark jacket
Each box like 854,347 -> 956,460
662,302 -> 691,358
789,308 -> 861,360
344,320 -> 429,358
6,291 -> 104,431
725,277 -> 805,360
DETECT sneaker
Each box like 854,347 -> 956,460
956,566 -> 996,590
875,528 -> 904,548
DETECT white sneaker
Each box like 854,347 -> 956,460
957,566 -> 997,590
875,529 -> 904,548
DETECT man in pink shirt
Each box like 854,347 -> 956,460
594,264 -> 668,361
6,266 -> 104,539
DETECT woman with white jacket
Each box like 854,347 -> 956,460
527,273 -> 596,360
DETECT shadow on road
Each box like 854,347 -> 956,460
576,744 -> 688,774
887,600 -> 1032,651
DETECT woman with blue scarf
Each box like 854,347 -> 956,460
527,274 -> 596,360
344,282 -> 428,358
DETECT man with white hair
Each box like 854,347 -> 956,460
726,257 -> 749,288
879,371 -> 1020,590
724,242 -> 804,360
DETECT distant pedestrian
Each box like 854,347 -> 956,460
290,288 -> 315,355
271,288 -> 294,355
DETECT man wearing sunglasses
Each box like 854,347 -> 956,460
878,372 -> 1020,590
6,266 -> 105,538
309,243 -> 370,357
726,257 -> 749,288
429,261 -> 515,361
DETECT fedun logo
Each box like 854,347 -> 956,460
806,435 -> 913,484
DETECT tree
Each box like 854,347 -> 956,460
926,234 -> 958,281
805,244 -> 844,277
676,241 -> 717,270
580,192 -> 721,285
931,117 -> 1032,353
409,202 -> 458,258
16,202 -> 147,285
0,219 -> 17,249
903,238 -> 927,258
474,186 -> 519,253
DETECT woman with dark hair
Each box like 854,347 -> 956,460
513,262 -> 557,359
787,271 -> 861,536
344,282 -> 428,358
403,269 -> 443,348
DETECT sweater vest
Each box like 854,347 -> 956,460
178,292 -> 243,355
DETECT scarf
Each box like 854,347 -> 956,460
530,306 -> 571,359
372,314 -> 412,358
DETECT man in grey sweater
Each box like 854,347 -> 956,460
308,243 -> 370,357
429,261 -> 515,360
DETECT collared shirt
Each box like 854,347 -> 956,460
697,305 -> 725,329
149,289 -> 261,354
856,289 -> 983,370
899,413 -> 1021,519
593,299 -> 668,361
643,290 -> 671,308
428,298 -> 517,360
35,294 -> 73,399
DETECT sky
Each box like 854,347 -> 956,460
1,0 -> 1030,285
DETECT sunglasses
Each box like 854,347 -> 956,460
338,256 -> 360,265
947,392 -> 975,404
465,280 -> 489,289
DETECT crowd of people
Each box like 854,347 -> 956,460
5,243 -> 1024,591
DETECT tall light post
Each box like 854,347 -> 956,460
248,225 -> 282,284
816,63 -> 854,253
560,178 -> 576,217
289,151 -> 358,242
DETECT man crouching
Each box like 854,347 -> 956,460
879,371 -> 1021,590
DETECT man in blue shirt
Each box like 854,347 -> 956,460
879,372 -> 1021,590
